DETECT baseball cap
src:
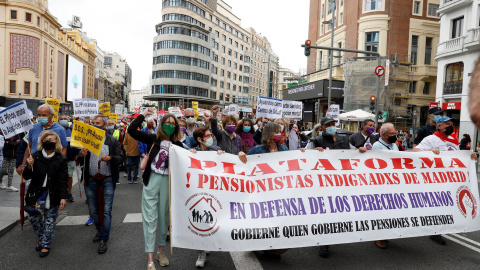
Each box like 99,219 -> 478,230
321,117 -> 335,125
436,116 -> 455,125
428,107 -> 443,115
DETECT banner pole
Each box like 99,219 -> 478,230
169,144 -> 173,255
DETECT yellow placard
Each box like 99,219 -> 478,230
192,101 -> 199,121
70,121 -> 105,156
99,102 -> 111,115
46,98 -> 60,122
109,113 -> 117,124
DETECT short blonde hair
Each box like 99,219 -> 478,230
37,130 -> 62,154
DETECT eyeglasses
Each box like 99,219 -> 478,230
185,116 -> 195,119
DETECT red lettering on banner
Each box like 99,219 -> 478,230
339,159 -> 360,170
449,158 -> 466,168
391,158 -> 415,169
222,162 -> 236,174
274,176 -> 284,189
312,159 -> 336,170
189,157 -> 203,170
365,158 -> 388,169
279,159 -> 307,171
197,174 -> 208,188
247,163 -> 277,177
420,157 -> 445,168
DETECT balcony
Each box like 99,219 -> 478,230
443,81 -> 463,95
436,36 -> 466,59
438,0 -> 473,15
465,27 -> 480,49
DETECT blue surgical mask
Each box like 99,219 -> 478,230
243,126 -> 251,133
433,115 -> 442,123
107,125 -> 114,131
38,117 -> 48,126
59,120 -> 69,127
93,124 -> 103,130
325,126 -> 337,136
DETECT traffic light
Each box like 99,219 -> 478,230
304,40 -> 311,57
378,110 -> 383,120
269,71 -> 274,98
370,96 -> 376,111
314,102 -> 319,113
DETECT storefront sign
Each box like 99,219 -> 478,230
442,102 -> 461,110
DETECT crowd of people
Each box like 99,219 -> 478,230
0,103 -> 477,269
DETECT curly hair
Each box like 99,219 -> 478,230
261,122 -> 281,150
222,115 -> 236,127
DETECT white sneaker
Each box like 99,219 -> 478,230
7,186 -> 18,192
195,251 -> 207,268
157,252 -> 169,267
0,183 -> 6,189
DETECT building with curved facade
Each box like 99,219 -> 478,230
0,0 -> 95,114
145,0 -> 278,110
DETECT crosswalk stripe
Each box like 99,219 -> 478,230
123,213 -> 142,223
443,235 -> 480,254
449,233 -> 480,248
57,215 -> 90,226
230,251 -> 263,270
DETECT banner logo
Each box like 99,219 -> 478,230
456,186 -> 477,219
186,192 -> 222,236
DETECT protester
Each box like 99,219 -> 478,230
460,134 -> 471,150
0,131 -> 21,191
402,130 -> 410,150
123,127 -> 140,184
78,115 -> 123,254
253,118 -> 269,145
274,119 -> 288,145
243,122 -> 288,155
106,119 -> 116,135
306,124 -> 322,149
253,117 -> 263,131
20,104 -> 67,176
113,122 -> 123,141
127,108 -> 185,269
184,108 -> 197,136
58,114 -> 79,202
413,107 -> 443,148
236,119 -> 256,153
211,105 -> 244,155
23,130 -> 68,258
349,119 -> 378,152
312,117 -> 350,151
413,116 -> 477,245
188,126 -> 225,268
179,119 -> 187,135
288,124 -> 301,150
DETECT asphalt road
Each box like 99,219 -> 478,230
1,172 -> 480,270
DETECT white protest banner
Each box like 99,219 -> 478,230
73,99 -> 99,117
228,104 -> 238,116
168,107 -> 183,118
0,101 -> 34,139
256,96 -> 283,119
115,104 -> 124,115
283,101 -> 303,120
170,147 -> 480,252
326,104 -> 340,126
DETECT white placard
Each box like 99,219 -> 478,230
0,101 -> 34,139
282,101 -> 303,120
228,104 -> 238,116
326,104 -> 340,126
170,146 -> 480,251
115,104 -> 124,115
73,99 -> 98,117
168,107 -> 183,118
256,96 -> 283,119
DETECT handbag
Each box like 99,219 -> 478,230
141,144 -> 155,170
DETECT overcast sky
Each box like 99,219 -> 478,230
49,0 -> 309,90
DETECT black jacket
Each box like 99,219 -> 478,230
77,133 -> 123,185
348,132 -> 378,149
23,151 -> 68,207
128,115 -> 184,186
313,134 -> 350,149
2,134 -> 22,159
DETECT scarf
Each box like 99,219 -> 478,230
433,131 -> 459,145
42,149 -> 55,159
239,132 -> 256,148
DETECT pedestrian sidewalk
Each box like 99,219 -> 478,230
0,174 -> 24,236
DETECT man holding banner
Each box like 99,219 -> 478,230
77,115 -> 123,254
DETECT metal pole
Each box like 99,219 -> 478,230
327,0 -> 336,110
374,55 -> 381,129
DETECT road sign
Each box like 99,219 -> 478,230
375,66 -> 385,77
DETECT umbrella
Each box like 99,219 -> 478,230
20,174 -> 25,231
75,157 -> 82,198
93,161 -> 107,233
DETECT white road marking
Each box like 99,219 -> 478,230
57,215 -> 90,226
230,251 -> 263,270
123,213 -> 142,223
443,235 -> 480,254
450,233 -> 480,248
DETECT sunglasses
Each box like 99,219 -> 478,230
185,116 -> 195,119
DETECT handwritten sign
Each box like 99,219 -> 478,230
256,96 -> 283,119
109,113 -> 117,123
192,101 -> 199,121
46,98 -> 60,122
70,121 -> 105,156
0,101 -> 34,139
73,99 -> 98,117
115,104 -> 124,115
228,104 -> 238,116
282,101 -> 303,120
99,102 -> 111,115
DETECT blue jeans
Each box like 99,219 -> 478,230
86,176 -> 115,241
126,156 -> 140,181
25,205 -> 59,249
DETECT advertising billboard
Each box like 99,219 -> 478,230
66,55 -> 84,102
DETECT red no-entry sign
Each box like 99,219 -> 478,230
375,66 -> 385,77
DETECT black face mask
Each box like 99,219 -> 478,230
387,135 -> 397,144
42,141 -> 56,151
444,125 -> 454,136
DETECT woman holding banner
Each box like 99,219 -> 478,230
128,108 -> 185,270
23,130 -> 68,258
235,119 -> 257,154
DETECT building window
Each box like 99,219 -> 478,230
445,62 -> 464,83
221,69 -> 224,76
11,10 -> 17,19
340,12 -> 343,24
37,16 -> 40,25
222,35 -> 226,41
24,81 -> 31,94
365,32 -> 379,54
452,17 -> 464,38
9,80 -> 16,93
36,83 -> 39,97
409,81 -> 417,94
229,38 -> 232,45
425,37 -> 432,65
428,4 -> 439,17
321,4 -> 324,19
423,82 -> 430,95
411,35 -> 418,65
220,81 -> 224,88
25,12 -> 32,22
365,0 -> 382,11
337,42 -> 342,64
413,1 -> 421,15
